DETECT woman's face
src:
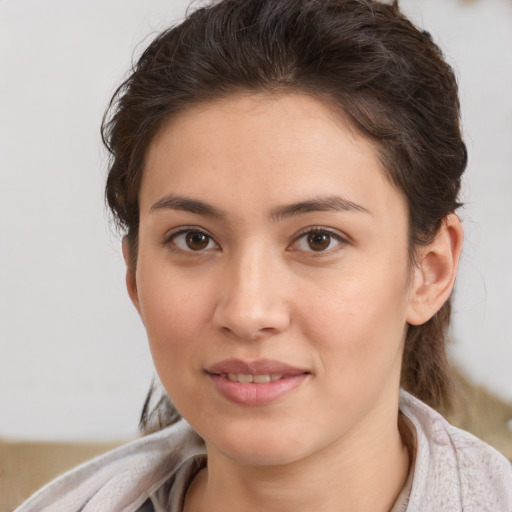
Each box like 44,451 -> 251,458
130,93 -> 417,466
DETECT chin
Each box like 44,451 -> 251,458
219,441 -> 305,467
201,420 -> 312,467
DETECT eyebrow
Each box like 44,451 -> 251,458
269,195 -> 371,221
151,195 -> 226,217
150,194 -> 370,220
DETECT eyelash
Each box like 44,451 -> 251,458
290,227 -> 347,254
163,227 -> 220,253
163,226 -> 347,255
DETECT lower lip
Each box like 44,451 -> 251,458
209,374 -> 308,406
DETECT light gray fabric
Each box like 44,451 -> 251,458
14,420 -> 206,512
399,391 -> 512,511
14,391 -> 512,512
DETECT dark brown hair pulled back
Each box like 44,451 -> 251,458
102,0 -> 466,431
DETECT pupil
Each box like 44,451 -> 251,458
186,232 -> 209,250
307,232 -> 330,251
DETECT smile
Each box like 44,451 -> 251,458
223,373 -> 283,383
206,359 -> 310,406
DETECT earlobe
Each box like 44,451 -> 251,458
122,237 -> 142,315
406,214 -> 464,326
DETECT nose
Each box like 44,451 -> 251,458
212,247 -> 291,341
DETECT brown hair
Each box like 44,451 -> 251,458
102,0 -> 466,431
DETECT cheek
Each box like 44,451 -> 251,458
139,285 -> 209,411
299,265 -> 410,366
137,269 -> 209,367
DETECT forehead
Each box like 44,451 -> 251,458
140,92 -> 405,221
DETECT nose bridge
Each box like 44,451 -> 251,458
213,240 -> 289,339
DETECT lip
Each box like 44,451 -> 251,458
206,358 -> 308,376
205,358 -> 310,406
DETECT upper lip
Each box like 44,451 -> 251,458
206,358 -> 309,376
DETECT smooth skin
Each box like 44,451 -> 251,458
123,93 -> 463,512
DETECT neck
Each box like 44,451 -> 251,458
184,396 -> 411,512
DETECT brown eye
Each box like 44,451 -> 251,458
307,232 -> 332,251
290,228 -> 344,254
185,231 -> 210,250
168,229 -> 219,252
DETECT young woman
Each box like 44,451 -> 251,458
15,0 -> 512,511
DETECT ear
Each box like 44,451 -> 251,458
122,236 -> 142,315
406,214 -> 464,326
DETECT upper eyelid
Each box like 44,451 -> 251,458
164,225 -> 214,239
292,226 -> 348,242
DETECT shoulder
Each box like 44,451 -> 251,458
14,419 -> 206,512
400,390 -> 512,511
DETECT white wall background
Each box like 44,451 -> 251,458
1,0 -> 511,441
